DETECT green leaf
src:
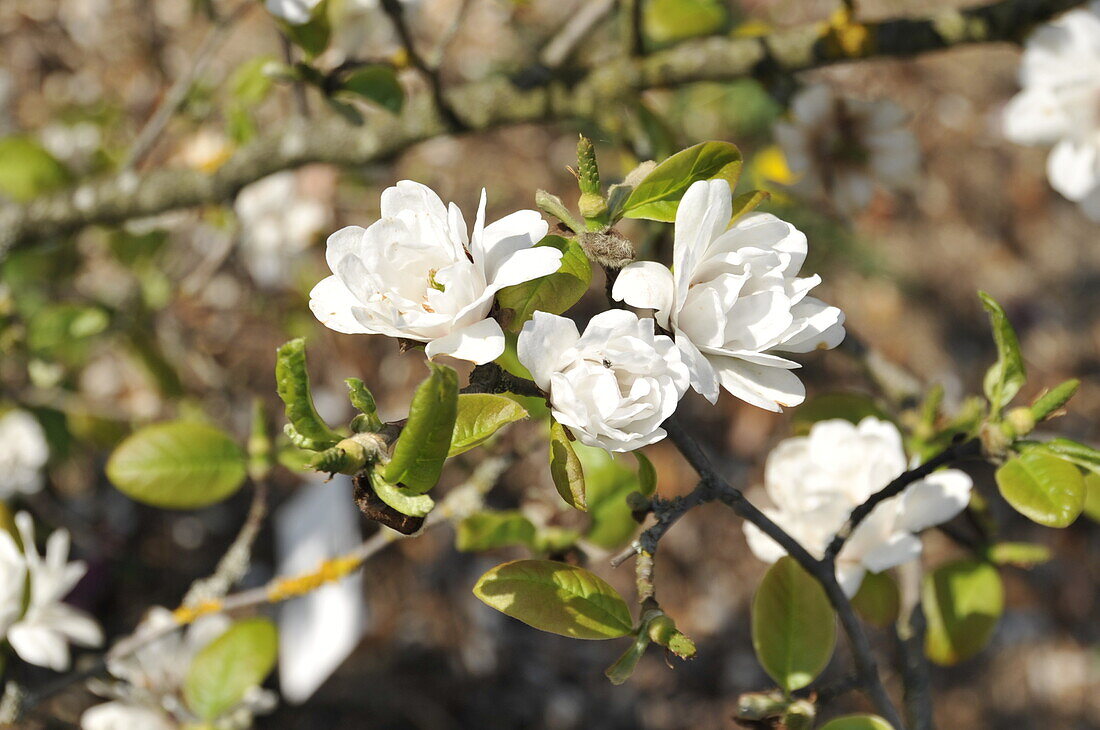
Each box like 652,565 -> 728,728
550,419 -> 586,510
370,472 -> 435,518
730,190 -> 770,222
449,394 -> 527,457
621,142 -> 742,222
578,442 -> 644,550
338,65 -> 404,113
384,363 -> 458,493
345,377 -> 382,432
635,452 -> 657,497
230,56 -> 277,104
275,339 -> 341,451
791,392 -> 889,435
923,559 -> 1003,665
472,559 -> 633,639
978,292 -> 1026,416
995,448 -> 1084,527
1083,472 -> 1100,522
851,571 -> 899,629
1029,378 -> 1079,422
986,541 -> 1052,568
280,0 -> 331,57
0,136 -> 70,202
107,421 -> 247,509
497,236 -> 592,332
819,715 -> 895,730
644,0 -> 728,45
456,510 -> 536,552
605,632 -> 650,685
751,557 -> 836,693
1037,437 -> 1100,475
184,618 -> 277,721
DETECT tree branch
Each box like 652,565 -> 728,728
0,0 -> 1085,255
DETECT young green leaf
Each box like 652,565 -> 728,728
620,142 -> 742,222
184,618 -> 277,721
751,557 -> 837,693
1038,437 -> 1100,475
996,448 -> 1084,527
384,363 -> 459,493
923,559 -> 1003,665
819,715 -> 895,730
370,472 -> 435,518
730,190 -> 770,222
644,0 -> 728,45
986,541 -> 1052,568
1083,472 -> 1100,522
550,419 -> 586,510
1029,378 -> 1079,422
345,377 -> 382,432
496,236 -> 592,332
280,0 -> 331,57
605,632 -> 650,685
578,443 -> 644,549
472,560 -> 633,639
276,339 -> 341,451
449,394 -> 528,457
0,136 -> 70,202
850,571 -> 900,628
978,292 -> 1026,416
635,451 -> 657,497
107,421 -> 247,509
338,65 -> 404,113
456,511 -> 537,552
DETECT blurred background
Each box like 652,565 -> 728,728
1,0 -> 1099,727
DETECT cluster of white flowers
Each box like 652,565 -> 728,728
1002,1 -> 1100,220
81,609 -> 275,730
0,512 -> 102,671
743,417 -> 973,596
0,409 -> 50,498
774,84 -> 921,215
312,179 -> 844,452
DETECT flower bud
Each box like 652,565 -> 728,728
1005,407 -> 1037,439
578,230 -> 634,269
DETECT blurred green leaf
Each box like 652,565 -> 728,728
0,136 -> 70,202
791,392 -> 889,435
923,559 -> 1002,665
456,510 -> 536,552
384,362 -> 458,493
1083,472 -> 1100,522
644,0 -> 728,45
473,559 -> 633,639
578,443 -> 644,549
621,142 -> 742,222
1036,437 -> 1100,475
1029,379 -> 1079,423
851,571 -> 899,628
751,557 -> 836,693
449,394 -> 527,457
986,541 -> 1052,568
497,236 -> 592,332
730,190 -> 770,222
819,715 -> 894,730
184,618 -> 277,720
550,419 -> 586,510
978,292 -> 1026,417
107,421 -> 247,509
276,339 -> 341,451
338,65 -> 404,113
996,447 -> 1084,527
281,0 -> 331,57
231,55 -> 277,104
635,451 -> 657,497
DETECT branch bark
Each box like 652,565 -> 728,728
0,0 -> 1085,255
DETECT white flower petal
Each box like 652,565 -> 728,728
81,702 -> 175,730
517,312 -> 580,391
1048,138 -> 1100,201
712,356 -> 806,412
896,469 -> 972,533
612,261 -> 675,324
424,318 -> 506,365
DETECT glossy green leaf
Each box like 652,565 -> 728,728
635,452 -> 657,497
345,377 -> 382,431
978,292 -> 1026,416
449,394 -> 527,457
996,448 -> 1084,527
751,557 -> 836,693
792,392 -> 889,435
730,190 -> 770,222
0,136 -> 70,202
371,472 -> 435,518
851,571 -> 899,628
1029,379 -> 1079,422
107,421 -> 247,509
456,510 -> 536,552
384,362 -> 458,493
473,560 -> 633,639
1083,472 -> 1100,522
275,339 -> 341,451
550,419 -> 586,510
497,236 -> 592,332
923,559 -> 1003,665
338,65 -> 404,113
579,443 -> 643,549
986,541 -> 1052,568
184,618 -> 277,720
1038,437 -> 1100,475
644,0 -> 728,45
621,142 -> 742,222
819,715 -> 894,730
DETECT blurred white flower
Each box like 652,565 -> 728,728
743,417 -> 972,596
82,608 -> 275,729
774,84 -> 920,215
265,0 -> 323,24
235,171 -> 331,288
1002,1 -> 1100,220
176,129 -> 232,174
3,512 -> 102,671
518,310 -> 690,452
275,476 -> 365,704
0,409 -> 49,498
310,180 -> 559,365
613,179 -> 845,412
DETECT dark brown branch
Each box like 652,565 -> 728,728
896,605 -> 935,730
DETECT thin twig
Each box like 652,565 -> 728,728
620,0 -> 645,57
182,479 -> 269,607
540,0 -> 616,68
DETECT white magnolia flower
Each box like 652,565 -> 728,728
3,512 -> 102,671
82,608 -> 275,730
0,409 -> 49,498
235,171 -> 330,288
1002,2 -> 1100,220
774,84 -> 920,214
265,0 -> 323,24
517,310 -> 690,452
310,180 -> 560,365
743,417 -> 972,596
612,179 -> 845,412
